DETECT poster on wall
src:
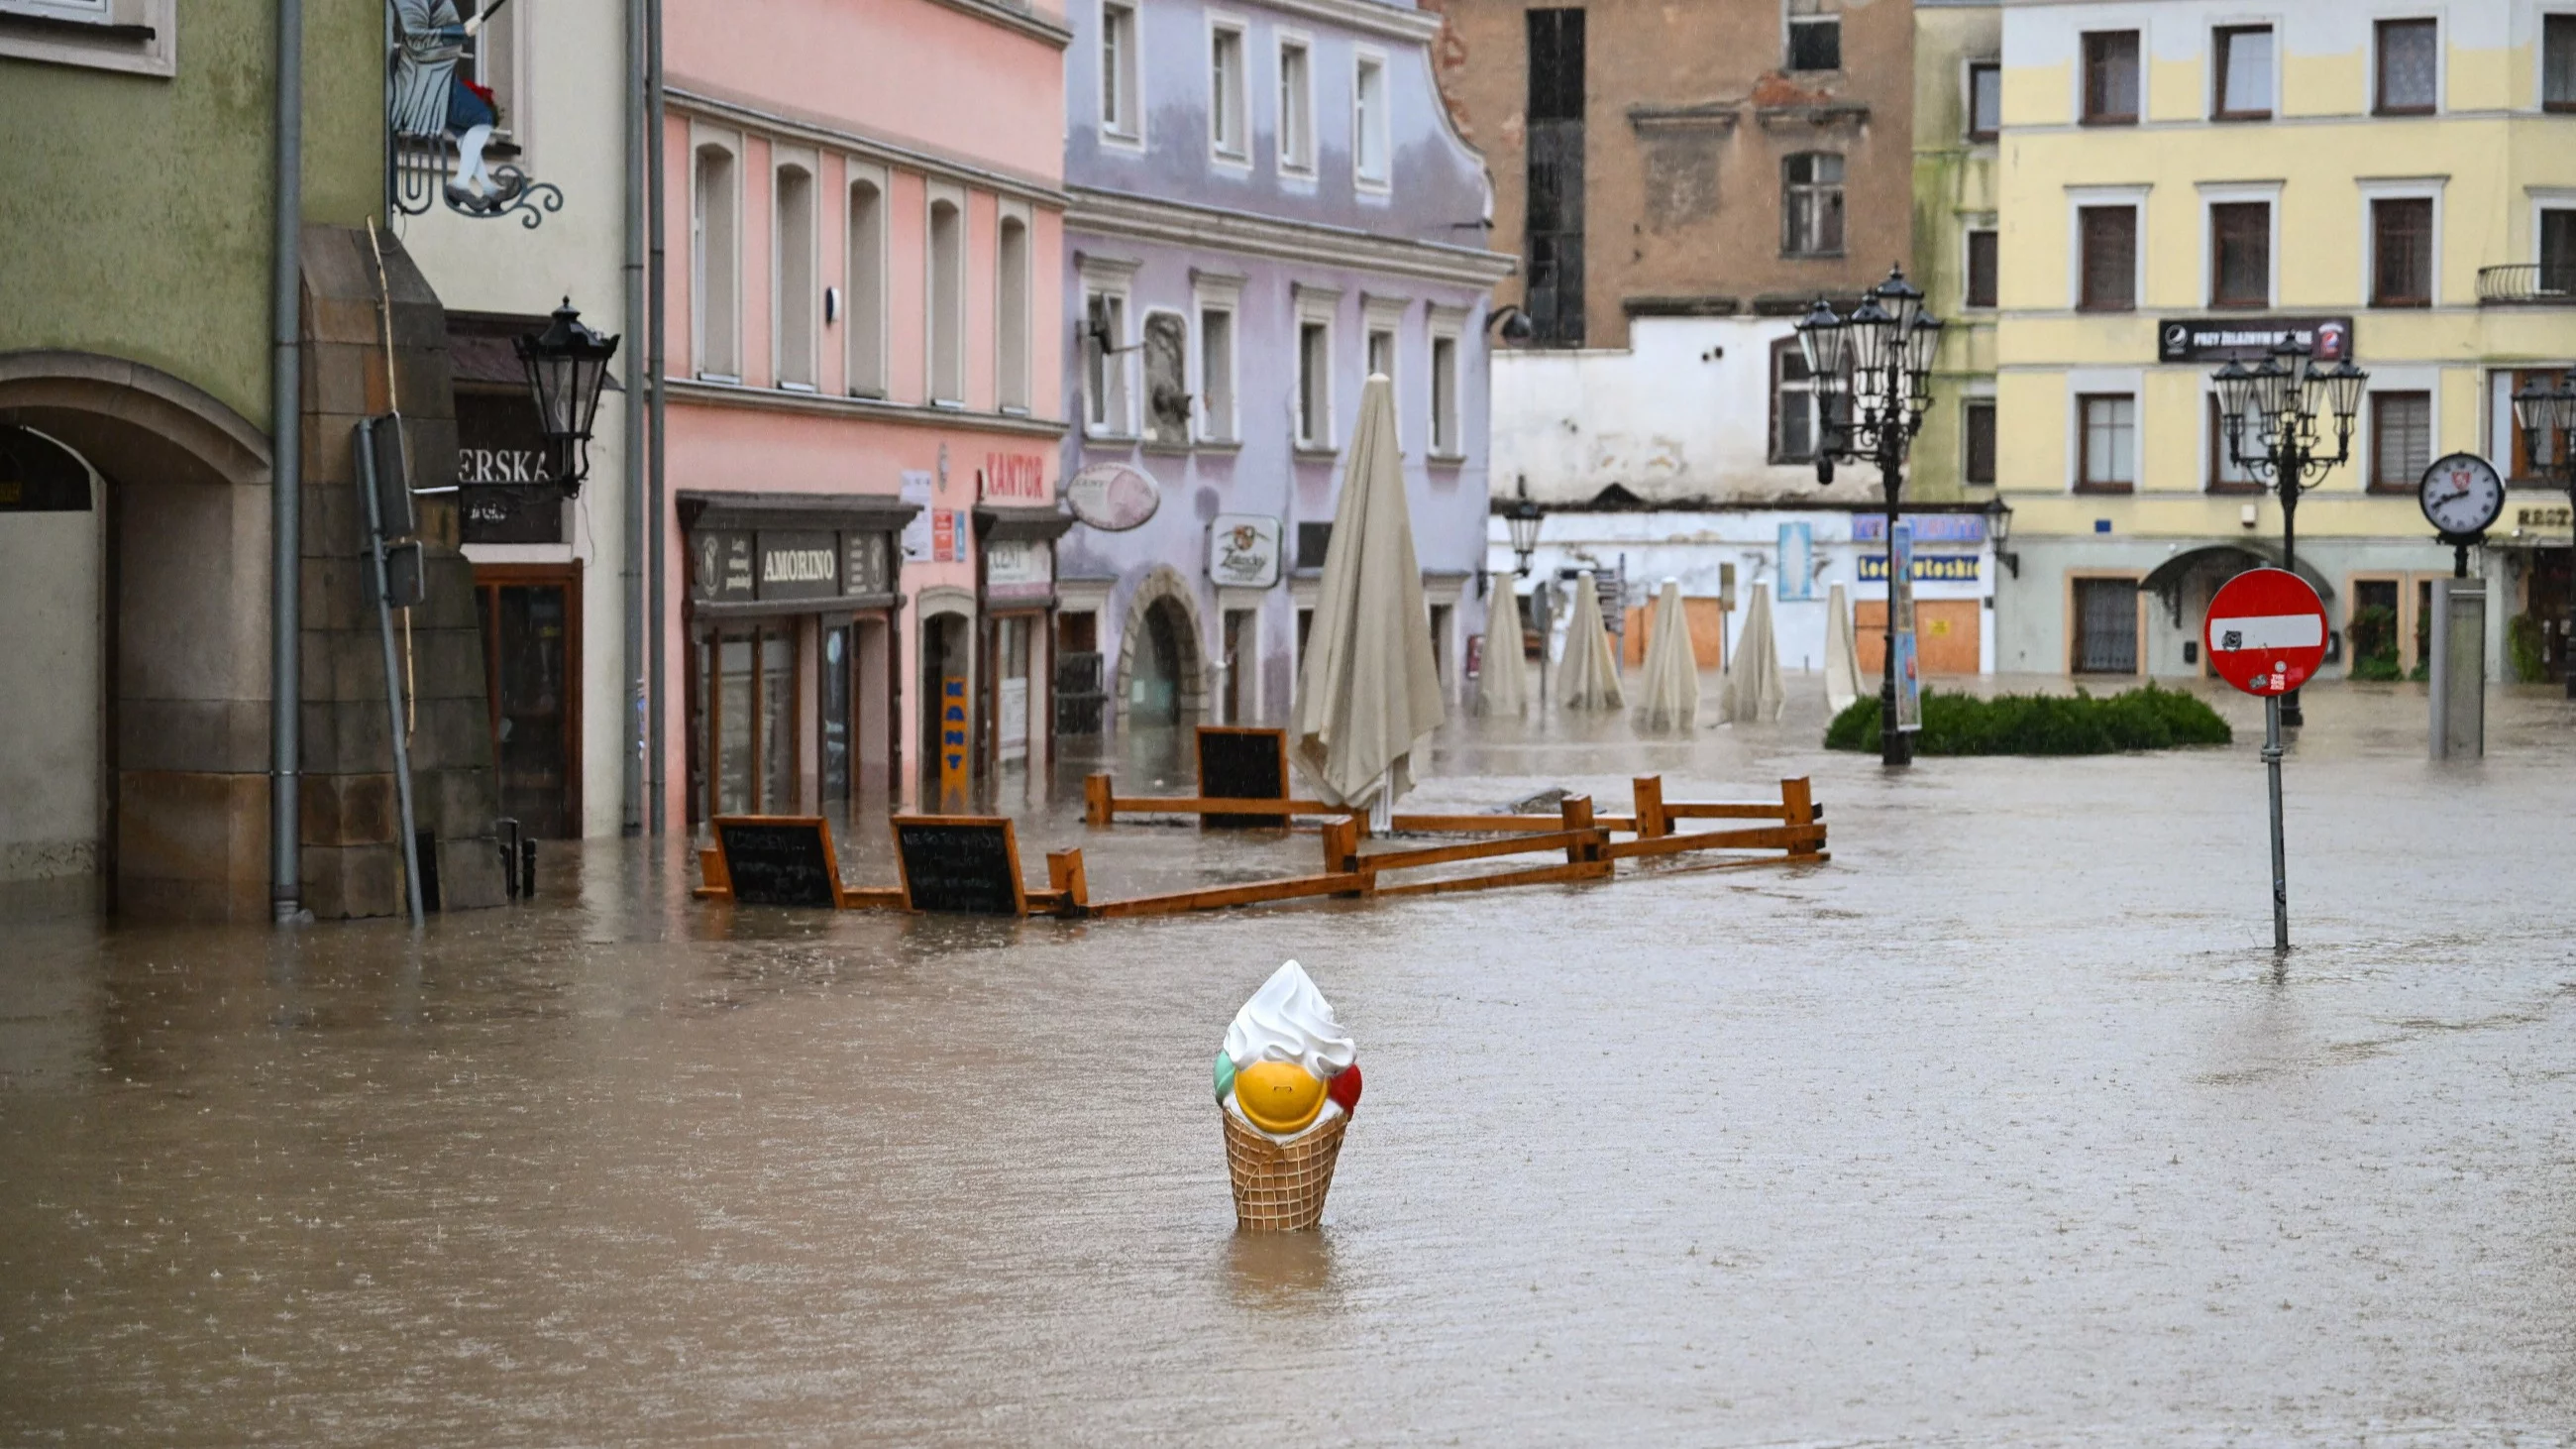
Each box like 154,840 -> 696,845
1776,521 -> 1815,601
1891,520 -> 1921,733
985,538 -> 1053,603
900,471 -> 934,562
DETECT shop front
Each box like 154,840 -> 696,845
975,500 -> 1071,781
679,492 -> 913,830
454,377 -> 584,838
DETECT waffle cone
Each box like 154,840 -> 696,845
1221,1107 -> 1347,1231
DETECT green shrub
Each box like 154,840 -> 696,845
1825,683 -> 2233,755
2346,604 -> 2402,681
2508,613 -> 2550,684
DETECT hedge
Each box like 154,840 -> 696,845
1825,683 -> 2233,755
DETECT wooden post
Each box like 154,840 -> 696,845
1046,847 -> 1090,910
1632,776 -> 1667,839
1780,778 -> 1820,855
1321,815 -> 1361,875
1085,772 -> 1115,827
1560,794 -> 1597,864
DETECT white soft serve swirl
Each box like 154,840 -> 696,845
1222,960 -> 1355,1078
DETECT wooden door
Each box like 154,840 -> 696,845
1856,599 -> 1981,675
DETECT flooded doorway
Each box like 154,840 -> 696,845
1128,596 -> 1192,724
473,566 -> 580,838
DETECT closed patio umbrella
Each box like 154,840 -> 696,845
1475,576 -> 1531,716
1291,375 -> 1446,818
1824,581 -> 1865,715
1555,569 -> 1625,711
1717,582 -> 1784,724
1635,578 -> 1699,730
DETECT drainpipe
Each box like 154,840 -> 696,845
621,0 -> 647,836
269,0 -> 304,923
646,0 -> 668,836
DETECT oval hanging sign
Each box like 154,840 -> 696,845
1064,462 -> 1161,532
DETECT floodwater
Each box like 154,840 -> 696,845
7,677 -> 2576,1445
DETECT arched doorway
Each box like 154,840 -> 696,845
1112,567 -> 1207,730
1129,597 -> 1191,724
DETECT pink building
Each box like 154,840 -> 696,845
662,0 -> 1070,829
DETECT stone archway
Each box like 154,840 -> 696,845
1111,565 -> 1208,729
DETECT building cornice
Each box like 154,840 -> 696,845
1249,0 -> 1441,44
920,0 -> 1071,49
667,87 -> 1069,210
665,378 -> 1072,438
1066,186 -> 1517,288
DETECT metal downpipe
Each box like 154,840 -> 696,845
269,0 -> 305,923
646,0 -> 668,838
621,0 -> 648,836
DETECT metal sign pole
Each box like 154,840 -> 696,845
356,418 -> 427,929
2263,693 -> 2288,953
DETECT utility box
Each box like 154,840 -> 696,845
2428,577 -> 2485,759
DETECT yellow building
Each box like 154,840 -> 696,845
1991,1 -> 2576,682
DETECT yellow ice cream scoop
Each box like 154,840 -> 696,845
1234,1059 -> 1328,1135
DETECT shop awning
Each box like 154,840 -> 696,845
678,490 -> 918,533
973,503 -> 1075,542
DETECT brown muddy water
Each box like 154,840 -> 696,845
6,679 -> 2576,1445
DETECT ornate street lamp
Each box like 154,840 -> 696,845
1797,265 -> 1946,767
513,297 -> 620,496
2211,331 -> 2366,726
1505,479 -> 1547,576
2513,367 -> 2576,697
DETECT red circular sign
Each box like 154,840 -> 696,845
2203,568 -> 2327,697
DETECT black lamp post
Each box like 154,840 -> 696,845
514,297 -> 620,496
2212,333 -> 2365,726
1505,479 -> 1546,576
2512,367 -> 2576,697
1797,265 -> 1945,767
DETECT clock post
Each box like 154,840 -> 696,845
2417,453 -> 2504,760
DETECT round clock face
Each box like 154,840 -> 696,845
2418,452 -> 2506,537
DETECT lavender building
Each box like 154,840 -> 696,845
1055,0 -> 1514,740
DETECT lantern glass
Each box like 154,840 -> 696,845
1505,496 -> 1544,560
1902,312 -> 1944,393
1794,299 -> 1849,385
2311,359 -> 2368,427
2210,359 -> 2255,430
1844,296 -> 1895,390
1869,266 -> 1925,344
513,297 -> 621,492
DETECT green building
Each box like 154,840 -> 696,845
1910,0 -> 2002,506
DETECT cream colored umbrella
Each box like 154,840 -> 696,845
1823,581 -> 1866,714
1555,570 -> 1625,710
1716,582 -> 1785,724
1475,576 -> 1531,716
1635,578 -> 1699,731
1291,375 -> 1446,817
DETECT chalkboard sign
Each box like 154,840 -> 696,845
1197,725 -> 1289,829
891,816 -> 1026,916
713,816 -> 844,908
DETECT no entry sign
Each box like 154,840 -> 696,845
2203,568 -> 2326,698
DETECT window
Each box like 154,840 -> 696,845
2544,208 -> 2576,294
2077,393 -> 2136,493
1771,338 -> 1819,463
2078,205 -> 2136,312
2209,201 -> 2270,308
1366,326 -> 1395,386
847,177 -> 887,398
2548,15 -> 2576,111
2370,391 -> 2432,494
2206,394 -> 2260,494
2375,18 -> 2437,115
927,198 -> 963,404
1782,153 -> 1845,257
0,0 -> 175,75
2073,578 -> 2140,674
1143,312 -> 1190,446
1965,228 -> 1997,309
1084,289 -> 1129,434
996,215 -> 1030,411
1297,318 -> 1331,447
692,145 -> 739,381
1430,333 -> 1460,457
463,0 -> 521,144
1964,398 -> 1996,485
1211,24 -> 1246,158
774,164 -> 815,390
2213,25 -> 2273,119
1967,60 -> 2001,140
1525,9 -> 1586,347
2371,197 -> 2433,308
1279,39 -> 1315,173
2083,31 -> 2140,124
1198,305 -> 1236,441
1101,1 -> 1140,139
1787,0 -> 1840,71
1354,54 -> 1390,188
2496,368 -> 2573,482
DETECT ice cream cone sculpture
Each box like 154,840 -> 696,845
1214,960 -> 1361,1231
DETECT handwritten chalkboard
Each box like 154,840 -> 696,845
891,816 -> 1026,916
1198,726 -> 1290,829
713,816 -> 843,907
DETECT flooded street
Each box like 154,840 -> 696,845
8,680 -> 2576,1444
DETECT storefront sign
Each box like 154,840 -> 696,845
1861,553 -> 1981,583
982,452 -> 1049,505
845,530 -> 894,596
2156,315 -> 2354,365
1064,462 -> 1161,531
2515,504 -> 2573,533
985,538 -> 1054,602
758,530 -> 840,601
691,529 -> 757,603
456,392 -> 562,544
1208,514 -> 1282,589
1853,513 -> 1985,544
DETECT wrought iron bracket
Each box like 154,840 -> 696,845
389,137 -> 565,229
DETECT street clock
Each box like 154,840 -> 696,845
2418,452 -> 2506,540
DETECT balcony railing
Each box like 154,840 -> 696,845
2477,264 -> 2576,304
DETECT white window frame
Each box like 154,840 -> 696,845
994,200 -> 1034,414
2361,365 -> 2443,493
1961,218 -> 1999,311
1293,283 -> 1341,450
1352,47 -> 1392,193
1100,0 -> 1144,147
1428,304 -> 1467,461
846,163 -> 892,400
2203,384 -> 2261,492
2064,369 -> 2145,495
2356,175 -> 2446,309
1277,32 -> 1317,177
924,184 -> 969,408
2207,20 -> 2279,121
690,128 -> 745,384
1963,56 -> 2002,141
1209,16 -> 1249,165
2371,12 -> 2444,116
2199,180 -> 2284,311
0,0 -> 172,76
1785,0 -> 1842,73
1080,255 -> 1141,439
1192,269 -> 1245,443
773,151 -> 820,392
2526,186 -> 2576,270
2064,184 -> 2149,312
